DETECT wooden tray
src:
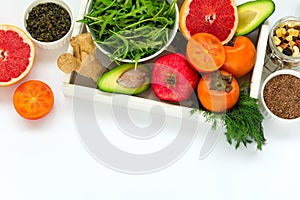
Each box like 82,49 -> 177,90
62,0 -> 270,123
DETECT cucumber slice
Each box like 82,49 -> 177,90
235,0 -> 275,36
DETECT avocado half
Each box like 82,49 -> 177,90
97,63 -> 151,95
235,0 -> 275,36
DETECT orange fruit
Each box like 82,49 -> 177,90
197,70 -> 240,113
186,32 -> 225,72
179,0 -> 238,44
0,24 -> 35,86
221,36 -> 256,78
13,80 -> 54,120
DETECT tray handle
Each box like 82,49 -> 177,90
249,21 -> 270,99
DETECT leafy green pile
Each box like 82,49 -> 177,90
78,0 -> 177,63
191,85 -> 266,150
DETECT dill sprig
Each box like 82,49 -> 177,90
191,85 -> 266,150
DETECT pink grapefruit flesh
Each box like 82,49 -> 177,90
179,0 -> 238,44
0,24 -> 35,86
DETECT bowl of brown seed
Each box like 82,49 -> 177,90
260,69 -> 300,122
23,0 -> 74,50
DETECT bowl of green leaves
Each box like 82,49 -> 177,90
79,0 -> 179,64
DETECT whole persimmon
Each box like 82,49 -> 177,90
221,36 -> 256,78
197,70 -> 240,113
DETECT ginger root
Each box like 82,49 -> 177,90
57,32 -> 106,82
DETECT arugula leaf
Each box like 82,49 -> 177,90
78,0 -> 177,63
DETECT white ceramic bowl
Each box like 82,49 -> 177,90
84,0 -> 179,63
260,69 -> 300,123
23,0 -> 74,50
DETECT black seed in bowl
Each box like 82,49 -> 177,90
26,2 -> 71,42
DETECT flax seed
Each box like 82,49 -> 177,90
263,74 -> 300,119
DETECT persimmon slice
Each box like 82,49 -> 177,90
186,32 -> 225,73
13,80 -> 54,120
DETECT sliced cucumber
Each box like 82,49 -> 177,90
235,0 -> 275,36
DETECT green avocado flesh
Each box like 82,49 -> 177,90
97,63 -> 151,95
235,0 -> 275,36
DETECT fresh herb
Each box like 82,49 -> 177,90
26,3 -> 71,42
78,0 -> 177,64
191,84 -> 266,150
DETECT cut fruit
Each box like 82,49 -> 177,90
179,0 -> 238,44
13,80 -> 54,120
0,24 -> 35,86
186,32 -> 225,72
97,63 -> 151,95
235,0 -> 275,36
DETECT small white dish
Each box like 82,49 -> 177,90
260,69 -> 300,123
23,0 -> 74,50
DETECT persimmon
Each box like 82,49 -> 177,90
13,80 -> 54,120
186,32 -> 225,72
221,36 -> 256,78
197,70 -> 240,113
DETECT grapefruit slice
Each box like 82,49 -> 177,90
0,24 -> 35,86
179,0 -> 238,44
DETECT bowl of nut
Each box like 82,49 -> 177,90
268,16 -> 300,70
260,69 -> 300,123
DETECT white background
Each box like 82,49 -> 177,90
1,0 -> 300,199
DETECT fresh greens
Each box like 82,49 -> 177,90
191,84 -> 266,150
78,0 -> 177,64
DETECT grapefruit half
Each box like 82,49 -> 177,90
179,0 -> 238,44
0,24 -> 35,86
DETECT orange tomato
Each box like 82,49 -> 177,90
221,36 -> 256,78
13,80 -> 54,120
197,70 -> 239,113
186,32 -> 225,72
